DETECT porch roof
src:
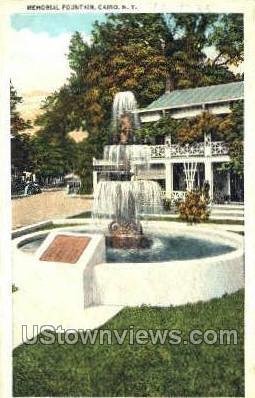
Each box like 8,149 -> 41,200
137,81 -> 243,113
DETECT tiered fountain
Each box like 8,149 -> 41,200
93,91 -> 163,249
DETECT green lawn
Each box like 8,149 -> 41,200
13,290 -> 244,397
68,211 -> 244,225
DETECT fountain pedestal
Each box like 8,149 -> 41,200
106,235 -> 152,250
106,219 -> 152,249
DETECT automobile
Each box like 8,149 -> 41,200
24,182 -> 42,195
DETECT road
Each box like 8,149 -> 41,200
12,190 -> 92,229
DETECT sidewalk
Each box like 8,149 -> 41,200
13,289 -> 122,348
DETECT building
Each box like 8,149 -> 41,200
93,81 -> 244,204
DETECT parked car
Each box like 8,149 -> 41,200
24,182 -> 42,195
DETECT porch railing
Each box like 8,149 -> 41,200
170,143 -> 205,157
150,145 -> 166,159
211,141 -> 229,156
171,191 -> 187,201
93,141 -> 229,167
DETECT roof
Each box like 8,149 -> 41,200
138,81 -> 243,113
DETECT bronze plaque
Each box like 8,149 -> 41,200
40,234 -> 91,264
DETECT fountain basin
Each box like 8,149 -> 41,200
13,221 -> 244,308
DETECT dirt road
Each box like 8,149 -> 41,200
12,190 -> 92,229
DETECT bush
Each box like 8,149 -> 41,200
176,190 -> 210,224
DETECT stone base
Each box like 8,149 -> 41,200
106,234 -> 152,249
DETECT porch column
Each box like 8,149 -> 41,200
164,134 -> 171,159
204,132 -> 212,156
93,171 -> 98,192
227,171 -> 231,197
165,162 -> 172,198
204,159 -> 213,199
204,130 -> 213,199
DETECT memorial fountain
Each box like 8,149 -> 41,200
92,91 -> 163,249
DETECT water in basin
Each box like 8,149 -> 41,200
19,231 -> 235,262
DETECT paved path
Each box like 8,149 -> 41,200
12,190 -> 92,229
13,289 -> 122,348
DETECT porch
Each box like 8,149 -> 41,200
93,140 -> 230,166
165,162 -> 243,204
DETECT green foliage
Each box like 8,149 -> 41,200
10,82 -> 33,173
208,14 -> 244,67
32,85 -> 88,180
30,134 -> 76,178
177,111 -> 221,144
177,190 -> 210,224
68,32 -> 90,74
74,127 -> 110,193
10,82 -> 31,135
163,14 -> 239,90
66,13 -> 242,141
13,290 -> 244,397
218,101 -> 244,174
135,116 -> 182,144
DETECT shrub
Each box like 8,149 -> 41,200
176,190 -> 210,224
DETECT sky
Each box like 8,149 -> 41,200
10,13 -> 243,95
10,13 -> 106,94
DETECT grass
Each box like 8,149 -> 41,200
140,216 -> 244,225
67,211 -> 92,219
67,211 -> 244,225
13,290 -> 244,397
37,223 -> 80,231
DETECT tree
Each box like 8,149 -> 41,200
30,134 -> 76,180
208,14 -> 244,68
10,82 -> 32,174
66,13 -> 243,137
163,13 -> 239,90
134,116 -> 183,144
218,101 -> 244,174
75,127 -> 110,193
177,111 -> 222,144
32,86 -> 80,179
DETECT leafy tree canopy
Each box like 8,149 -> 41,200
218,101 -> 244,174
65,13 -> 243,135
134,116 -> 183,144
10,82 -> 33,173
